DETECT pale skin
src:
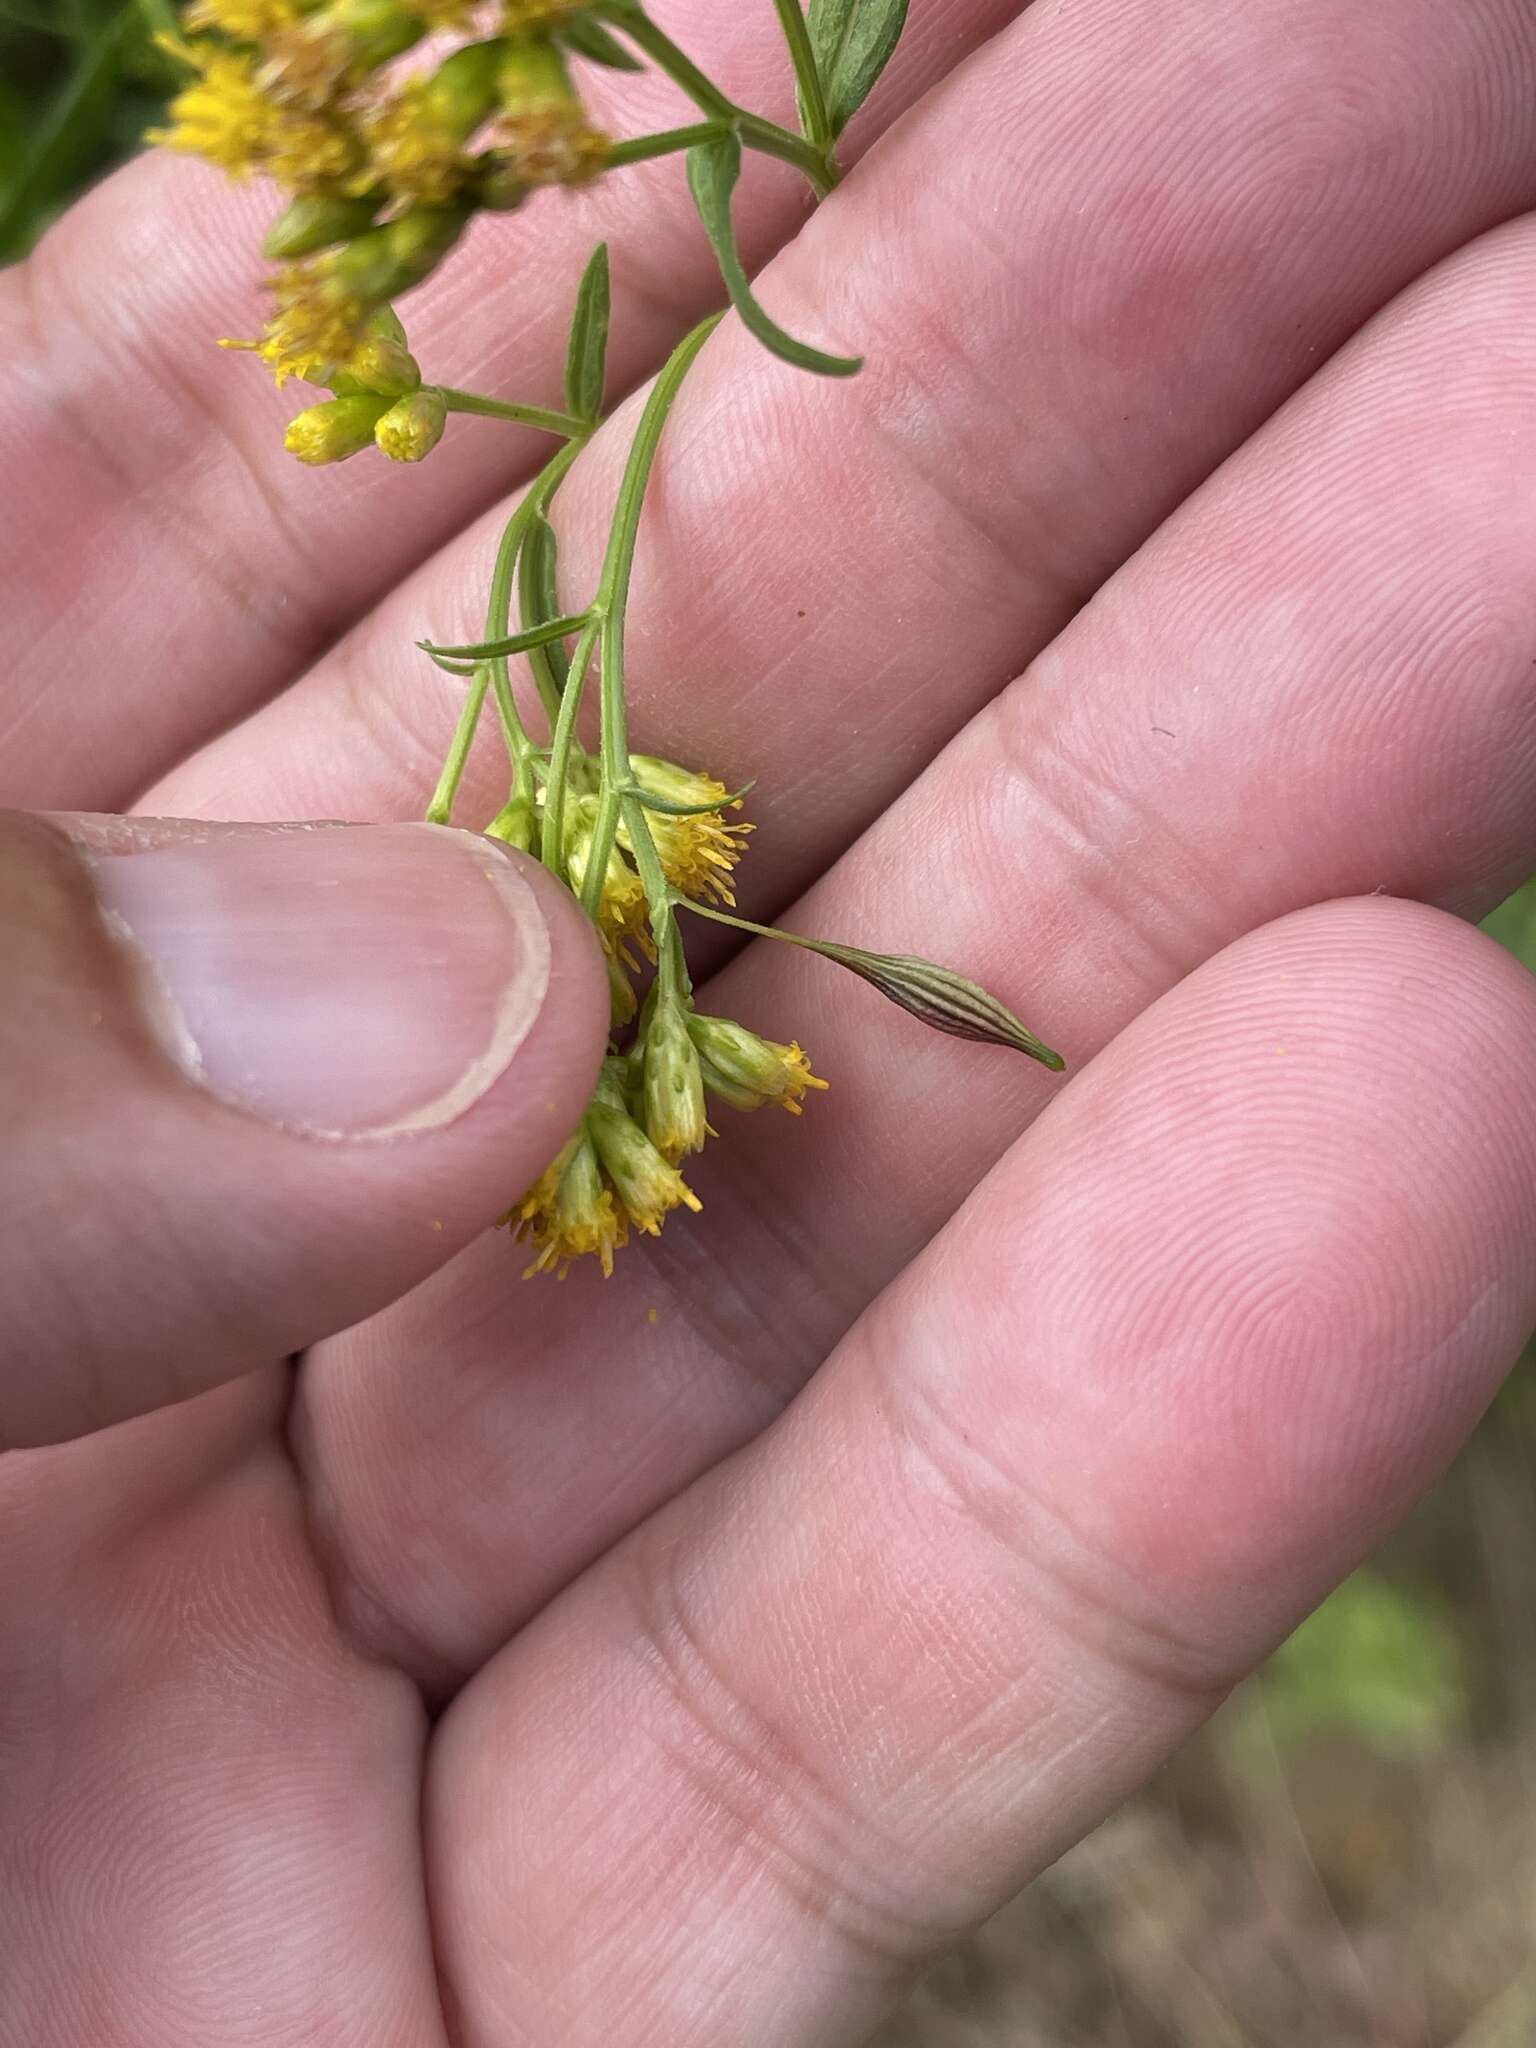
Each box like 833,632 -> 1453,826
6,0 -> 1536,2041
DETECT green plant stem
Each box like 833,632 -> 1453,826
603,2 -> 838,197
439,389 -> 590,438
770,0 -> 832,150
480,507 -> 538,787
579,311 -> 724,943
540,616 -> 601,870
426,436 -> 587,824
606,121 -> 724,169
426,667 -> 494,825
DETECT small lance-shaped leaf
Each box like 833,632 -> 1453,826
420,612 -> 592,662
564,242 -> 611,423
519,512 -> 570,693
807,0 -> 910,136
558,16 -> 644,69
686,132 -> 862,378
811,941 -> 1065,1067
623,777 -> 757,817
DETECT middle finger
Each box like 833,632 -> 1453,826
296,208 -> 1536,1696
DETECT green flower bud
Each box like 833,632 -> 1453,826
605,946 -> 638,1031
264,189 -> 385,262
331,202 -> 472,304
642,996 -> 707,1161
485,796 -> 537,852
473,159 -> 530,211
283,392 -> 391,464
497,33 -> 578,116
375,385 -> 448,460
586,1101 -> 702,1237
421,38 -> 505,135
808,943 -> 1065,1069
320,0 -> 426,71
686,1014 -> 828,1115
333,335 -> 421,397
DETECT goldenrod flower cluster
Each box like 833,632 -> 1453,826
511,1007 -> 826,1276
152,0 -> 610,386
490,748 -> 826,1275
490,753 -> 752,996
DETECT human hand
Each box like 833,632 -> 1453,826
7,2 -> 1536,2041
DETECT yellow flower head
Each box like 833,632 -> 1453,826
185,0 -> 304,38
149,43 -> 273,177
283,391 -> 391,463
493,106 -> 610,187
587,1101 -> 703,1239
258,0 -> 432,111
564,800 -> 653,965
359,42 -> 502,205
507,1060 -> 702,1276
604,941 -> 639,1031
361,82 -> 473,203
495,34 -> 609,186
150,38 -> 360,187
222,260 -> 371,384
625,754 -> 751,906
374,385 -> 448,460
641,995 -> 708,1163
688,1015 -> 828,1116
512,1127 -> 627,1279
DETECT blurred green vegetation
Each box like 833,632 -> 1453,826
7,27 -> 1536,2041
0,0 -> 177,264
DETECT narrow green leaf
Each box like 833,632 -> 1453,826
622,777 -> 756,818
419,611 -> 592,661
558,17 -> 644,70
519,511 -> 570,701
563,241 -> 610,424
806,0 -> 909,135
686,133 -> 861,377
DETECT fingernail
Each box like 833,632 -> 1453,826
88,823 -> 551,1137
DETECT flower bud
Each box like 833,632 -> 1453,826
497,33 -> 578,115
809,943 -> 1065,1069
473,159 -> 529,211
332,334 -> 421,396
263,189 -> 384,261
511,1125 -> 625,1279
641,996 -> 707,1161
605,945 -> 638,1031
587,1101 -> 702,1237
283,391 -> 390,463
485,796 -> 537,852
494,34 -> 609,186
332,201 -> 472,303
363,40 -> 506,203
375,385 -> 448,460
686,1015 -> 828,1115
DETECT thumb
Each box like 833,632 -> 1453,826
2,810 -> 607,1449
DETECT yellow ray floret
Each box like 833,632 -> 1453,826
151,40 -> 359,188
508,1065 -> 703,1277
185,0 -> 304,37
625,754 -> 752,906
360,82 -> 475,205
688,1015 -> 829,1116
221,262 -> 369,385
511,1128 -> 628,1279
148,43 -> 272,177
